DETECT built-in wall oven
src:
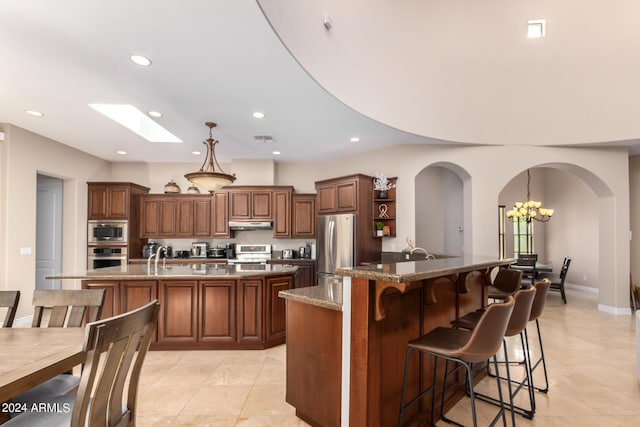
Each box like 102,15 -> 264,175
88,220 -> 128,244
88,246 -> 128,271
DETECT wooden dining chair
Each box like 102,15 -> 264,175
32,289 -> 105,327
516,254 -> 538,287
0,290 -> 20,328
9,289 -> 106,412
4,300 -> 160,427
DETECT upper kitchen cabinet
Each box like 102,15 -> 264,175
229,187 -> 273,221
212,191 -> 230,238
315,174 -> 374,215
87,182 -> 149,220
292,193 -> 316,238
140,195 -> 212,238
273,187 -> 293,238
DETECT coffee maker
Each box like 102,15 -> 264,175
191,242 -> 208,258
225,243 -> 236,259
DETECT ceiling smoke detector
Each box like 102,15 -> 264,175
254,135 -> 274,143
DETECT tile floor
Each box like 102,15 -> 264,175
137,289 -> 639,426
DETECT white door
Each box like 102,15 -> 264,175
36,176 -> 63,289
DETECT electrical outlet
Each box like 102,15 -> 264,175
20,247 -> 32,255
583,275 -> 588,281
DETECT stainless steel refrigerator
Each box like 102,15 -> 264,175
317,213 -> 356,286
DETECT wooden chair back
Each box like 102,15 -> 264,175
32,289 -> 105,328
72,300 -> 160,427
0,290 -> 20,327
559,257 -> 571,280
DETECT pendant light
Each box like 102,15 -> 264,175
185,121 -> 236,194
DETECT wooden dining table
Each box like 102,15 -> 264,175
0,328 -> 85,404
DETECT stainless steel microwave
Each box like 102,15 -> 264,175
88,220 -> 128,244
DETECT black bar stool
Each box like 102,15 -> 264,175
524,279 -> 552,393
398,296 -> 515,427
451,287 -> 538,421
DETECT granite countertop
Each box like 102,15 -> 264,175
45,263 -> 298,280
336,255 -> 515,283
279,283 -> 342,311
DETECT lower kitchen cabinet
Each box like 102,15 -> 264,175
238,279 -> 263,342
83,280 -> 120,320
82,273 -> 293,350
158,280 -> 198,344
268,259 -> 316,288
200,280 -> 236,343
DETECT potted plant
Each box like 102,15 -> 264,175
373,172 -> 395,199
375,221 -> 384,237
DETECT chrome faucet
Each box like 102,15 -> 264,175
155,245 -> 168,271
409,247 -> 436,260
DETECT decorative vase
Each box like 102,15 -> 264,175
376,230 -> 384,237
164,180 -> 180,194
379,190 -> 387,199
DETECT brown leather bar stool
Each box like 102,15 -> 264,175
451,286 -> 537,421
488,268 -> 522,300
398,296 -> 515,427
524,279 -> 552,393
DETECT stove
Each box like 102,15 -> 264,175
227,244 -> 271,265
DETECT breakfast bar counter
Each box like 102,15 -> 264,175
279,255 -> 513,427
47,264 -> 297,350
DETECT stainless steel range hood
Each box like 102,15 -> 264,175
228,221 -> 273,231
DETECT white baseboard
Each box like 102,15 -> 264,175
565,282 -> 598,294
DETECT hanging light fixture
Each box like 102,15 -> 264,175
185,121 -> 236,194
506,169 -> 554,223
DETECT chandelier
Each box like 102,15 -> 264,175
185,121 -> 236,194
506,169 -> 554,223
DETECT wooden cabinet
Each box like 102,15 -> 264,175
229,189 -> 272,220
273,188 -> 293,238
199,280 -> 236,343
268,259 -> 316,288
373,177 -> 397,238
140,195 -> 212,238
265,275 -> 292,341
315,174 -> 372,214
238,279 -> 263,342
88,184 -> 129,219
315,174 -> 381,265
158,280 -> 198,344
83,280 -> 120,320
82,272 -> 293,350
292,194 -> 316,238
212,191 -> 230,238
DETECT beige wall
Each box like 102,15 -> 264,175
0,125 -> 633,316
0,124 -> 111,319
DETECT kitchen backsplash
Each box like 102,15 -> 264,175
148,229 -> 315,256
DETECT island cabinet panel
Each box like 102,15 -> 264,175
265,275 -> 292,341
238,279 -> 263,342
199,280 -> 236,342
121,280 -> 157,312
285,300 -> 342,427
83,280 -> 120,320
212,191 -> 230,238
158,280 -> 198,344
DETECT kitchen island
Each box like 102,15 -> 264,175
279,255 -> 513,427
47,263 -> 296,350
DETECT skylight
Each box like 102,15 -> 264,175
89,104 -> 182,143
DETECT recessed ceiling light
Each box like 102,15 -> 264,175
252,112 -> 265,119
130,54 -> 152,66
89,104 -> 181,143
192,150 -> 201,156
527,20 -> 546,38
147,111 -> 162,118
25,109 -> 44,117
116,150 -> 127,155
350,137 -> 360,142
272,151 -> 281,155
